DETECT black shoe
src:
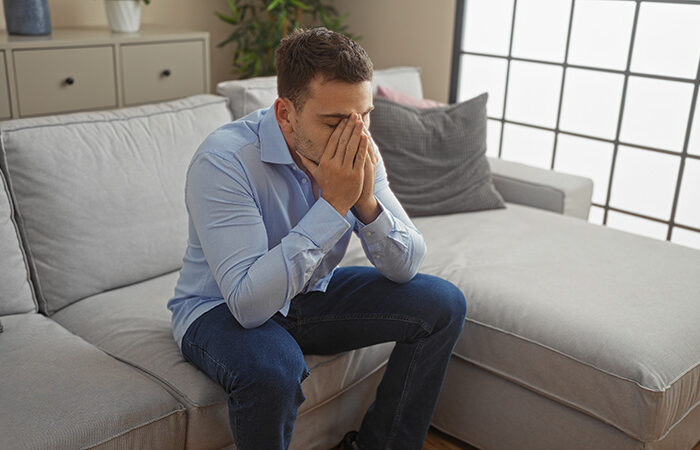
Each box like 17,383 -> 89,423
330,430 -> 361,450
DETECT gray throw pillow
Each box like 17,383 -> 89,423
369,93 -> 506,217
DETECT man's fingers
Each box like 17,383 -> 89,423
354,134 -> 369,169
344,118 -> 364,167
361,126 -> 377,165
322,117 -> 346,163
335,114 -> 357,164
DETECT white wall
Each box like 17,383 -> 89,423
334,0 -> 457,103
0,1 -> 457,102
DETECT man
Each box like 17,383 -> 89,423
167,27 -> 467,450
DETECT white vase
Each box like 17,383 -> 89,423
104,0 -> 141,33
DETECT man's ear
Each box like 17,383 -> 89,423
274,97 -> 296,135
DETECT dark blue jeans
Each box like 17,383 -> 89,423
180,266 -> 467,450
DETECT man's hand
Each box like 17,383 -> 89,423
352,124 -> 381,224
296,112 -> 369,217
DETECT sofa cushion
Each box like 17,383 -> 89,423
216,74 -> 278,121
369,94 -> 506,217
371,66 -> 424,99
0,94 -> 232,315
339,202 -> 700,442
51,270 -> 395,449
216,66 -> 425,121
0,167 -> 36,315
0,313 -> 186,449
487,156 -> 594,220
375,84 -> 445,108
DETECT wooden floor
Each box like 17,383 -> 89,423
423,427 -> 478,450
423,427 -> 700,450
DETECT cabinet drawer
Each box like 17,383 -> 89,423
0,51 -> 11,119
13,46 -> 117,117
121,40 -> 205,106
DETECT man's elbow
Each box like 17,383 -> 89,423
232,309 -> 267,329
227,296 -> 266,329
238,316 -> 266,329
386,270 -> 418,284
398,238 -> 427,282
386,258 -> 423,283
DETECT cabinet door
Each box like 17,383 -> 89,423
13,46 -> 117,117
121,40 -> 205,106
0,51 -> 11,119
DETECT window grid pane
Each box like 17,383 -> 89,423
451,0 -> 700,243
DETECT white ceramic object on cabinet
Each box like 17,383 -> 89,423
104,0 -> 141,33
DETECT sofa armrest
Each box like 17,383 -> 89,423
487,156 -> 594,220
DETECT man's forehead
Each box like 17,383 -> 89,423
305,77 -> 373,117
316,104 -> 375,119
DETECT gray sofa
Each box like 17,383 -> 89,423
0,67 -> 697,450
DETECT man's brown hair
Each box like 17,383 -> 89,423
275,27 -> 373,112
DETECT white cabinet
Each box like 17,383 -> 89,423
0,25 -> 210,119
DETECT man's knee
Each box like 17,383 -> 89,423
411,274 -> 467,328
234,347 -> 310,399
438,278 -> 467,325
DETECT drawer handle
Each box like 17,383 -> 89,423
161,69 -> 171,77
65,77 -> 75,85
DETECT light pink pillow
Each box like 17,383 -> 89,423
375,84 -> 446,108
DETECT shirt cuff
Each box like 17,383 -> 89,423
356,197 -> 394,245
296,195 -> 352,252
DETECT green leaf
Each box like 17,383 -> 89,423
214,12 -> 239,25
289,0 -> 311,10
267,0 -> 283,11
227,0 -> 240,21
216,29 -> 243,48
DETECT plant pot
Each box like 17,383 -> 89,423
3,0 -> 52,35
104,0 -> 141,33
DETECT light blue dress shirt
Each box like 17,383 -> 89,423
167,105 -> 426,352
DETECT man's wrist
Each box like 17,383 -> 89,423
321,193 -> 350,217
353,196 -> 381,224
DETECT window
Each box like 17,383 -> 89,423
450,0 -> 700,249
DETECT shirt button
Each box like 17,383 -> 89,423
375,254 -> 381,259
301,178 -> 307,183
366,231 -> 373,236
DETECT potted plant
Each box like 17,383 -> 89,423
105,0 -> 150,33
215,0 -> 359,79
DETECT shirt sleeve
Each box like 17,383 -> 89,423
350,142 -> 427,283
186,151 -> 352,329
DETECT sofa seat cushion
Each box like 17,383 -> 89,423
339,202 -> 700,443
0,313 -> 185,449
50,270 -> 395,449
0,94 -> 233,316
0,168 -> 35,315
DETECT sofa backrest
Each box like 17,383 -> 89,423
216,66 -> 425,120
0,94 -> 232,315
0,167 -> 37,315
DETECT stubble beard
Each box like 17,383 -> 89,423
293,127 -> 320,165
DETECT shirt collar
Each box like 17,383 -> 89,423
260,105 -> 294,165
